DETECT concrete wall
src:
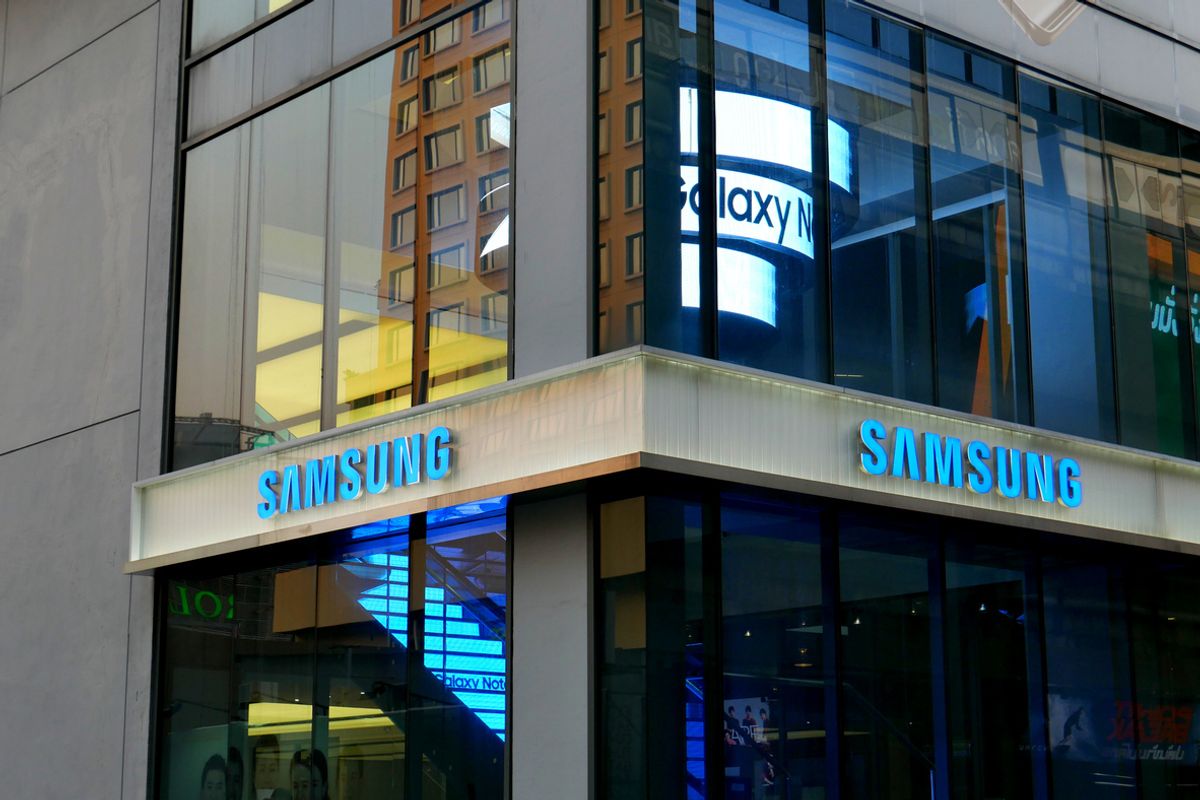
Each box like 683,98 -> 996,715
868,0 -> 1200,131
513,0 -> 592,377
0,0 -> 179,796
511,493 -> 592,800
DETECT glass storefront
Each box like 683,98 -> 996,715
155,499 -> 508,799
598,475 -> 1200,799
598,0 -> 1200,464
174,0 -> 511,470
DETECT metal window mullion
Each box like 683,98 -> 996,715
320,85 -> 339,432
696,0 -> 718,359
701,490 -> 725,800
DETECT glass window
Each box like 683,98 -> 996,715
473,45 -> 511,94
1103,104 -> 1195,457
1181,130 -> 1200,447
400,0 -> 421,27
472,0 -> 509,32
425,125 -> 464,171
703,0 -> 827,378
173,86 -> 329,467
624,100 -> 643,145
598,112 -> 611,155
1041,554 -> 1137,798
624,164 -> 643,210
391,206 -> 417,247
481,291 -> 506,334
625,232 -> 644,278
179,2 -> 511,454
397,95 -> 418,135
926,37 -> 1030,423
400,44 -> 420,83
721,494 -> 826,799
393,149 -> 417,192
598,174 -> 611,220
599,495 -> 708,798
190,0 -> 302,54
827,1 -> 934,403
599,241 -> 612,287
157,556 -> 317,799
427,185 -> 466,230
424,18 -> 462,55
158,502 -> 509,800
423,67 -> 463,113
944,537 -> 1040,798
479,169 -> 510,213
428,243 -> 467,289
1127,560 -> 1200,798
427,302 -> 466,346
839,513 -> 936,798
625,38 -> 643,80
625,0 -> 643,15
1019,74 -> 1116,442
598,50 -> 611,93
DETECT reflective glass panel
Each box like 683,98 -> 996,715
191,0 -> 301,54
926,37 -> 1029,422
709,0 -> 826,378
1019,73 -> 1116,442
838,513 -> 935,799
721,494 -> 826,799
1041,555 -> 1137,798
1104,104 -> 1195,457
174,86 -> 329,469
826,2 -> 933,403
157,558 -> 317,800
597,0 -> 646,352
944,538 -> 1038,798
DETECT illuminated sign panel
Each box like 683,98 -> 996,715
679,166 -> 815,258
858,419 -> 1082,507
256,426 -> 453,519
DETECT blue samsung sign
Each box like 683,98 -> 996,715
858,419 -> 1082,508
256,426 -> 453,519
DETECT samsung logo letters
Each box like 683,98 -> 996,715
858,419 -> 1081,508
256,427 -> 453,519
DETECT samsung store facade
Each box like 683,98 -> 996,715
67,0 -> 1200,798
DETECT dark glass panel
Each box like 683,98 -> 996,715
1041,555 -> 1137,798
1103,104 -> 1194,457
1018,73 -> 1116,442
706,0 -> 826,378
1128,560 -> 1200,798
838,512 -> 935,799
598,495 -> 707,799
826,1 -> 934,403
943,538 -> 1037,799
157,559 -> 316,800
926,36 -> 1030,422
720,493 -> 826,799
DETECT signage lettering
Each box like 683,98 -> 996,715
858,419 -> 1081,508
256,426 -> 453,519
679,166 -> 814,259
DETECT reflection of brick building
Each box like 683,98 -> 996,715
597,0 -> 645,352
344,1 -> 512,421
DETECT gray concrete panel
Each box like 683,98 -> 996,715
1176,43 -> 1200,132
511,493 -> 592,800
513,0 -> 591,377
139,0 -> 182,482
1095,0 -> 1173,33
3,0 -> 155,93
0,413 -> 139,798
920,0 -> 1017,59
1096,9 -> 1177,122
0,7 -> 158,455
1175,4 -> 1200,49
122,573 -> 156,800
1015,4 -> 1102,93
